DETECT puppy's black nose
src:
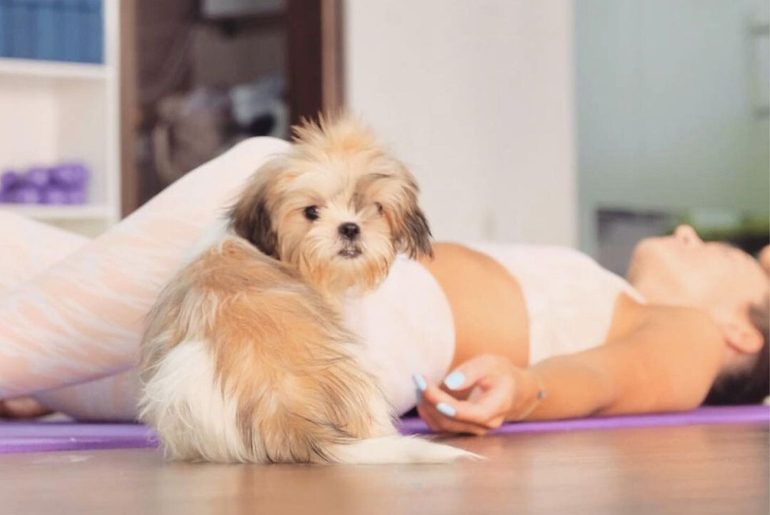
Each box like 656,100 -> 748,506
338,222 -> 360,240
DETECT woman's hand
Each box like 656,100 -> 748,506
414,354 -> 532,435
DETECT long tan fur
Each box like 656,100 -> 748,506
140,238 -> 395,462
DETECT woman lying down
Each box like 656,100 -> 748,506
0,137 -> 767,437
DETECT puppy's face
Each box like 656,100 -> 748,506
230,117 -> 432,294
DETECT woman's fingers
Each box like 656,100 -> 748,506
417,402 -> 490,435
415,376 -> 492,434
413,359 -> 518,435
440,354 -> 498,392
421,376 -> 513,428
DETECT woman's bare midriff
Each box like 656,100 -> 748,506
419,242 -> 530,370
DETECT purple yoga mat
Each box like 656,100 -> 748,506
0,422 -> 158,454
0,406 -> 767,454
398,405 -> 770,435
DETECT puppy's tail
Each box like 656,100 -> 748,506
330,435 -> 481,464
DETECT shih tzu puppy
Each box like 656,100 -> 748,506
138,115 -> 474,464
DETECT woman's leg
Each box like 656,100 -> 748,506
0,213 -> 140,420
0,213 -> 89,416
33,369 -> 141,420
0,137 -> 290,401
0,212 -> 89,291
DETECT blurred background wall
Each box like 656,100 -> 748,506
576,0 -> 769,270
345,0 -> 577,245
0,0 -> 766,269
344,0 -> 768,269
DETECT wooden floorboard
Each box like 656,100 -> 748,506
1,423 -> 767,515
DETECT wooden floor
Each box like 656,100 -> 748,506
1,422 -> 767,515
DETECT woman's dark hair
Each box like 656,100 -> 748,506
704,298 -> 769,405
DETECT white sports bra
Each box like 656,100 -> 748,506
468,244 -> 645,365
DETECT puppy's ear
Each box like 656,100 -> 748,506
385,163 -> 433,259
396,205 -> 433,259
228,160 -> 281,258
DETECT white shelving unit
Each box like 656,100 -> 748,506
0,1 -> 120,236
0,58 -> 108,80
5,203 -> 114,220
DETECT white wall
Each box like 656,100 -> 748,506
576,0 -> 770,254
344,0 -> 576,245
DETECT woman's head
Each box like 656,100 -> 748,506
628,225 -> 769,403
628,225 -> 767,311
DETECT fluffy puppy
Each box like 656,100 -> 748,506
138,116 -> 474,464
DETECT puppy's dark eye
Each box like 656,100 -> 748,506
375,202 -> 384,215
303,206 -> 320,221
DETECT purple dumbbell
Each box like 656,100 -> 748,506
1,170 -> 20,194
51,163 -> 89,188
24,166 -> 52,189
1,163 -> 91,204
40,186 -> 69,205
9,185 -> 43,204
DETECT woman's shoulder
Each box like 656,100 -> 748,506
609,297 -> 723,349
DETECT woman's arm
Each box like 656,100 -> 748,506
527,306 -> 724,419
417,305 -> 724,433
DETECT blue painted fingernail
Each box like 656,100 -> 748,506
436,402 -> 456,418
412,374 -> 427,392
443,371 -> 465,390
415,388 -> 422,404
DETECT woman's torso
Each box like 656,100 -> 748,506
345,242 -> 645,414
